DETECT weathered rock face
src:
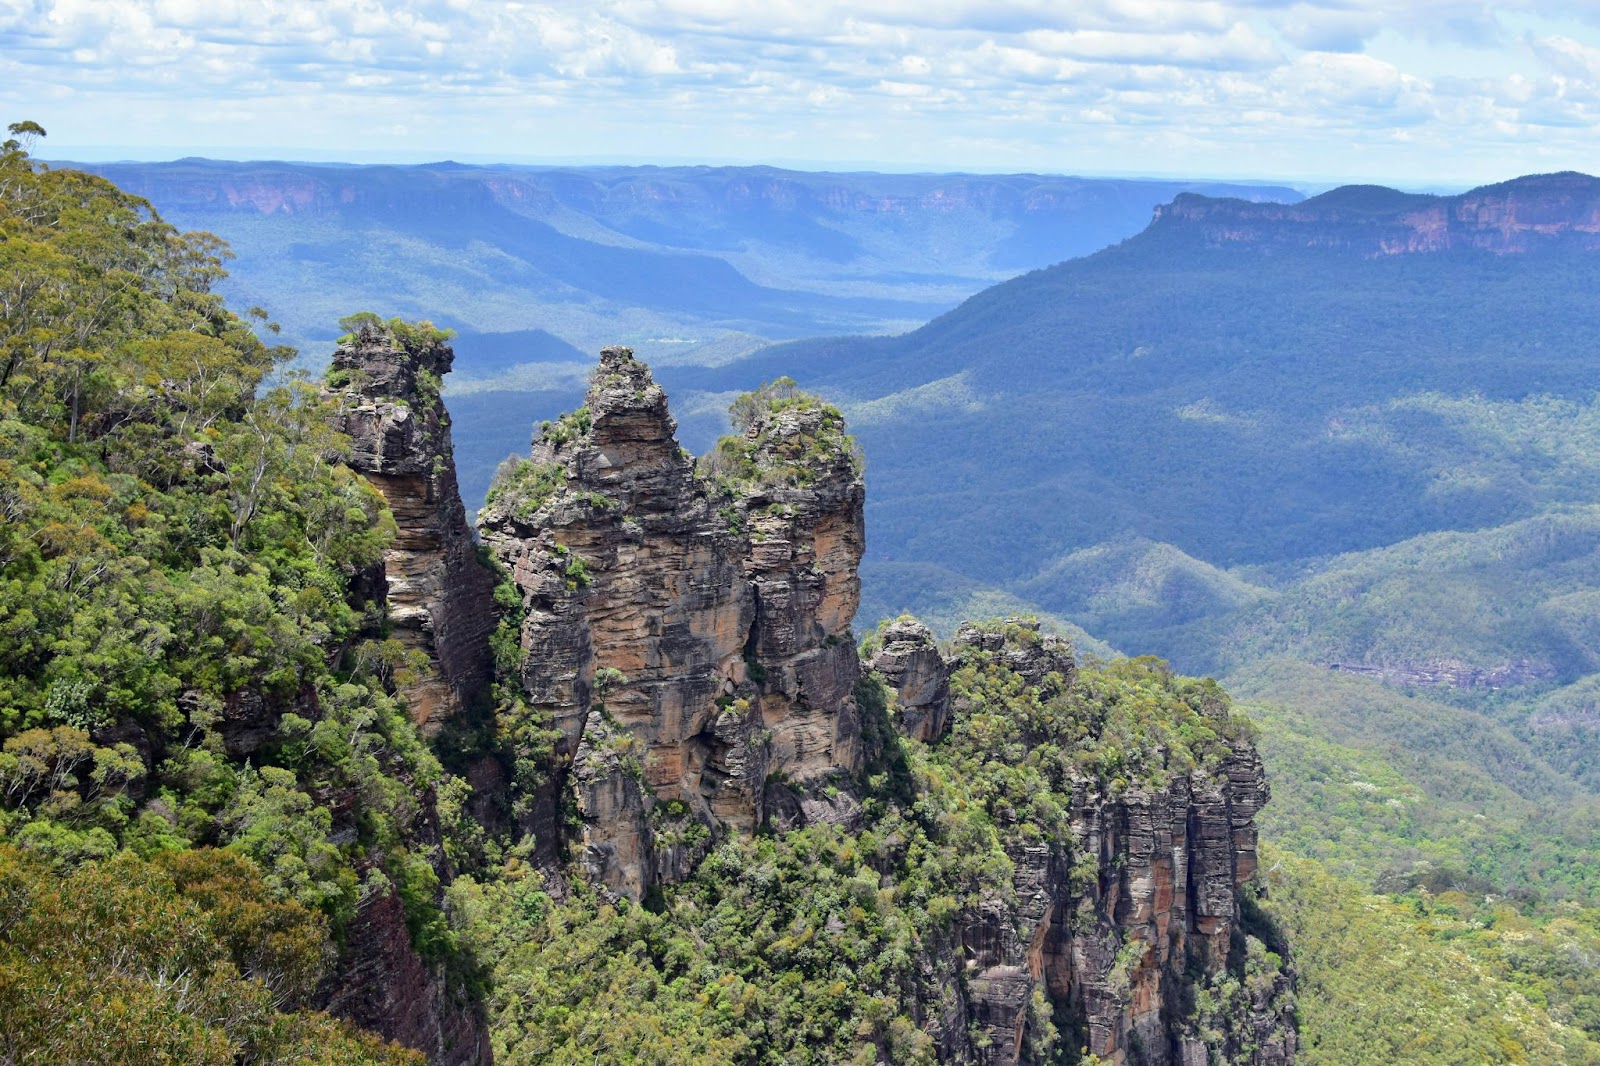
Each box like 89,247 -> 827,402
1325,656 -> 1557,690
911,622 -> 1294,1066
329,323 -> 498,734
478,347 -> 864,899
869,617 -> 953,743
322,868 -> 493,1066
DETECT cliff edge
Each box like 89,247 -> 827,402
328,320 -> 498,735
1152,171 -> 1600,257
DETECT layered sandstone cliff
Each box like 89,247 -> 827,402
1153,171 -> 1600,257
328,322 -> 498,734
874,621 -> 1294,1066
477,347 -> 864,899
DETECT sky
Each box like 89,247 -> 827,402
6,1 -> 1600,184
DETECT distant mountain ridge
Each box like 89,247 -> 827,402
69,157 -> 1302,358
1153,171 -> 1600,256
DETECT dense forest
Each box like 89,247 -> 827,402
0,123 -> 434,1060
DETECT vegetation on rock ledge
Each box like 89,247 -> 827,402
699,376 -> 864,493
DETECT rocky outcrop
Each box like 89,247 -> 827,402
467,349 -> 1291,1061
321,322 -> 496,1064
329,322 -> 498,734
1325,657 -> 1557,690
478,347 -> 864,900
1152,172 -> 1600,258
322,887 -> 492,1065
869,617 -> 953,743
908,622 -> 1294,1066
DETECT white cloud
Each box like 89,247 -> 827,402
3,0 -> 1600,181
1270,5 -> 1384,53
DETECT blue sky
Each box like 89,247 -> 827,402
6,1 -> 1600,184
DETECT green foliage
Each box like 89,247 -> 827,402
564,551 -> 591,590
415,367 -> 442,408
1225,658 -> 1600,916
485,455 -> 566,521
390,317 -> 453,351
698,377 -> 862,493
0,139 -> 463,1058
336,312 -> 454,352
337,311 -> 384,340
1260,847 -> 1600,1065
449,811 -> 991,1064
949,639 -> 1247,812
728,375 -> 803,433
448,870 -> 751,1065
538,406 -> 591,448
593,666 -> 628,698
0,843 -> 421,1065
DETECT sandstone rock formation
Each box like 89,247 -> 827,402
324,322 -> 496,1063
920,621 -> 1294,1066
328,322 -> 498,734
478,347 -> 864,899
868,616 -> 953,743
469,348 -> 1292,1060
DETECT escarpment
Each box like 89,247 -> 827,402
1153,171 -> 1600,256
477,348 -> 864,899
328,322 -> 498,734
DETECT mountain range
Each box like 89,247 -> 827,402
76,157 -> 1300,362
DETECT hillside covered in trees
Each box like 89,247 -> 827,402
0,123 -> 442,1061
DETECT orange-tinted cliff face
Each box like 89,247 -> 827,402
1153,172 -> 1600,257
